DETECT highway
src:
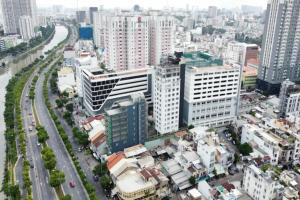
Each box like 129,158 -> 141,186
20,74 -> 56,200
33,25 -> 88,199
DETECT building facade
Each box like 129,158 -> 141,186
93,11 -> 175,70
181,52 -> 241,128
105,93 -> 147,153
76,10 -> 87,23
81,67 -> 152,115
257,0 -> 300,95
153,56 -> 180,134
225,42 -> 258,67
89,7 -> 98,24
19,15 -> 34,40
279,80 -> 300,117
1,0 -> 37,34
243,165 -> 278,200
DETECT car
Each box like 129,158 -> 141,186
93,175 -> 99,182
69,181 -> 76,188
37,143 -> 41,146
28,113 -> 32,116
30,163 -> 34,168
29,126 -> 33,131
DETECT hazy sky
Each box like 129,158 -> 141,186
36,0 -> 268,9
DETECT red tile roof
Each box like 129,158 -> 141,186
107,152 -> 125,170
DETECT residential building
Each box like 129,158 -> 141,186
81,67 -> 152,115
279,80 -> 300,118
181,51 -> 241,128
257,0 -> 300,95
76,10 -> 86,23
197,140 -> 216,173
149,15 -> 175,66
153,55 -> 180,134
243,165 -> 279,200
105,93 -> 147,153
93,11 -> 175,70
0,38 -> 5,52
1,0 -> 37,34
79,25 -> 93,40
89,7 -> 98,24
225,42 -> 258,67
208,6 -> 218,18
19,16 -> 34,40
242,65 -> 257,90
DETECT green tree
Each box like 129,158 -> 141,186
36,126 -> 49,143
65,103 -> 74,112
100,175 -> 113,191
61,194 -> 72,200
93,163 -> 107,176
49,170 -> 65,188
238,143 -> 253,156
41,147 -> 57,170
55,99 -> 64,108
189,176 -> 196,185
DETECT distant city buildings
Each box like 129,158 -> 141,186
207,6 -> 218,18
105,93 -> 147,153
257,0 -> 300,95
76,10 -> 87,23
1,0 -> 37,35
153,55 -> 181,135
89,7 -> 98,24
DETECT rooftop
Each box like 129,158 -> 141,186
182,51 -> 223,68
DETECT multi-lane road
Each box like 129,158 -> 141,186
17,24 -> 88,200
21,74 -> 57,200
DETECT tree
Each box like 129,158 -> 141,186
189,176 -> 196,185
49,170 -> 65,188
93,163 -> 107,176
55,99 -> 64,108
61,194 -> 72,200
100,175 -> 113,191
234,153 -> 240,164
238,143 -> 253,156
65,103 -> 74,112
41,147 -> 56,170
40,55 -> 44,60
36,126 -> 49,143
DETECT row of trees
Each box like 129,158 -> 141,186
44,61 -> 99,200
2,57 -> 43,200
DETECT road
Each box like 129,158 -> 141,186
49,91 -> 108,199
20,74 -> 56,200
34,27 -> 88,199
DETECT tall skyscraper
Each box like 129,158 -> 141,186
257,0 -> 300,95
208,6 -> 218,18
105,93 -> 147,153
1,0 -> 37,34
76,11 -> 87,23
153,55 -> 180,135
89,7 -> 98,24
19,15 -> 34,40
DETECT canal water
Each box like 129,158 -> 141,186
0,25 -> 68,198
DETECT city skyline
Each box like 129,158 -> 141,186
36,0 -> 268,9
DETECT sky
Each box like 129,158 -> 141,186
36,0 -> 268,9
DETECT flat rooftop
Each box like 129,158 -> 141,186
181,51 -> 223,68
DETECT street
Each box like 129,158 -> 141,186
21,74 -> 56,200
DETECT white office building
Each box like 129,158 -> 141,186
81,67 -> 152,115
19,16 -> 34,40
153,56 -> 180,134
243,165 -> 279,200
182,53 -> 241,127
